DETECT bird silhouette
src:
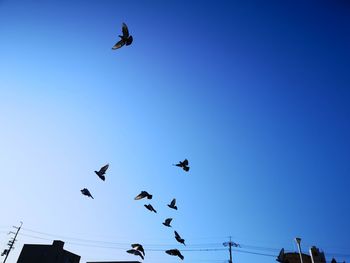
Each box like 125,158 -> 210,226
81,188 -> 94,199
168,198 -> 177,210
173,159 -> 190,172
131,243 -> 145,256
126,249 -> 144,260
144,204 -> 157,213
165,249 -> 184,260
134,191 -> 153,200
95,164 -> 109,181
174,231 -> 186,246
112,22 -> 133,50
162,218 -> 173,227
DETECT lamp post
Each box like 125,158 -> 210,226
295,237 -> 304,263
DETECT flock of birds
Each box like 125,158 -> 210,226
80,23 -> 191,261
80,158 -> 189,261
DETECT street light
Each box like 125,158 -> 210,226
295,237 -> 304,263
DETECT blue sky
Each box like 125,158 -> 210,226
0,1 -> 349,263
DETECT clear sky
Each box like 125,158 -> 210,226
0,1 -> 349,263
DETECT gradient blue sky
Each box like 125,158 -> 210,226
1,1 -> 349,263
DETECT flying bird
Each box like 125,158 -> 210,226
95,164 -> 109,181
144,204 -> 157,213
173,159 -> 190,172
134,191 -> 153,200
81,188 -> 94,199
162,218 -> 173,227
112,22 -> 133,50
168,198 -> 177,210
174,231 -> 185,246
126,249 -> 144,260
165,249 -> 184,260
131,243 -> 145,256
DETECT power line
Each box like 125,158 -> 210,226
19,227 -> 287,253
231,248 -> 276,257
20,227 -> 226,248
17,226 -> 350,260
20,228 -> 129,246
16,231 -> 280,262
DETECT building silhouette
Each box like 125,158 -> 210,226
277,246 -> 328,263
87,262 -> 141,263
277,248 -> 312,263
17,240 -> 80,263
310,246 -> 326,263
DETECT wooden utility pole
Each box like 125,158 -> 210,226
2,222 -> 22,263
223,237 -> 240,263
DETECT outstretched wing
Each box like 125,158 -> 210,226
131,244 -> 145,256
150,204 -> 157,213
126,249 -> 144,260
122,23 -> 129,37
112,39 -> 125,50
99,164 -> 109,174
165,218 -> 172,224
131,243 -> 141,248
98,174 -> 105,181
183,159 -> 189,166
135,191 -> 146,200
174,231 -> 180,238
170,198 -> 176,207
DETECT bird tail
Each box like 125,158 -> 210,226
179,254 -> 184,260
148,195 -> 153,199
90,195 -> 94,199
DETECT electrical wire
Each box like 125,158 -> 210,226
16,226 -> 350,260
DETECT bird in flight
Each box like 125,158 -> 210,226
144,204 -> 157,213
162,218 -> 173,227
174,159 -> 190,172
165,249 -> 184,260
134,191 -> 153,200
131,243 -> 145,256
126,249 -> 144,260
81,188 -> 94,199
95,164 -> 109,181
174,231 -> 186,246
168,198 -> 178,210
112,22 -> 133,50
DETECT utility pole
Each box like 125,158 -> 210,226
1,222 -> 22,263
223,237 -> 240,263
